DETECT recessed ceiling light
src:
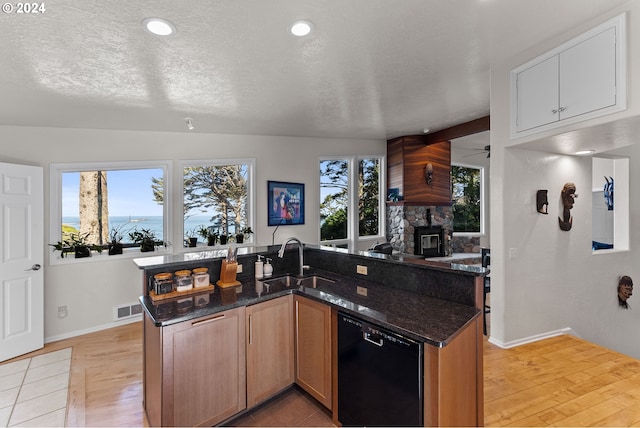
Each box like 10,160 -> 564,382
290,20 -> 313,37
575,150 -> 595,155
142,18 -> 176,36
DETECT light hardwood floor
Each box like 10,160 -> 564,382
2,321 -> 147,427
484,334 -> 640,426
3,321 -> 640,426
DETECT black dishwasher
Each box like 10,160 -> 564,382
337,312 -> 423,427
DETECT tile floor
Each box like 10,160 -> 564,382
0,348 -> 71,427
228,387 -> 335,427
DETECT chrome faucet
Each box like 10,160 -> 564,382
278,237 -> 305,277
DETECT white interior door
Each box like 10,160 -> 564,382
0,162 -> 44,362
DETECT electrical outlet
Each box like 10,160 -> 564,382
236,264 -> 243,273
357,286 -> 368,296
509,248 -> 518,259
57,305 -> 68,319
357,265 -> 368,275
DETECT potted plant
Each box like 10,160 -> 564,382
197,225 -> 218,246
51,232 -> 103,258
235,226 -> 253,244
219,232 -> 230,246
50,239 -> 72,258
107,224 -> 128,255
129,228 -> 159,252
185,229 -> 198,248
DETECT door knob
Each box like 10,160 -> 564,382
25,264 -> 41,271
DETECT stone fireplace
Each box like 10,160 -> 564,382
414,225 -> 446,257
386,205 -> 453,256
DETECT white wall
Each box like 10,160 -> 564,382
490,1 -> 640,358
0,125 -> 385,341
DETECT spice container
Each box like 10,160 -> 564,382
174,269 -> 193,292
192,267 -> 210,288
153,272 -> 173,295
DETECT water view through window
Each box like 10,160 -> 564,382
61,168 -> 166,245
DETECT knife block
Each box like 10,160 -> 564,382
216,260 -> 241,288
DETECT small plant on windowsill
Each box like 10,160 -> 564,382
128,227 -> 162,253
219,232 -> 230,246
107,224 -> 129,255
197,225 -> 218,246
50,232 -> 103,259
184,229 -> 198,248
236,226 -> 253,244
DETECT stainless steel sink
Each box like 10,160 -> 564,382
260,274 -> 335,288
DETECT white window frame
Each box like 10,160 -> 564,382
49,160 -> 172,264
319,155 -> 386,251
179,158 -> 256,252
451,162 -> 486,236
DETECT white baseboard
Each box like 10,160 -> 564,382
488,327 -> 578,349
45,315 -> 141,344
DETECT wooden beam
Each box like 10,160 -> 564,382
402,115 -> 490,145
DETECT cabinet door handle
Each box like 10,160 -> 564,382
558,106 -> 566,112
552,109 -> 558,114
192,314 -> 225,327
249,314 -> 253,344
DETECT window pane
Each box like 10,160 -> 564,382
451,165 -> 481,233
320,160 -> 348,241
358,158 -> 380,237
61,168 -> 165,246
183,164 -> 250,246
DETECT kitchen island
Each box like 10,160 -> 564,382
136,244 -> 486,427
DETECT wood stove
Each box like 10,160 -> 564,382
414,226 -> 445,257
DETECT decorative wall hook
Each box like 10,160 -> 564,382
558,182 -> 577,231
618,275 -> 633,309
425,163 -> 433,185
536,190 -> 548,214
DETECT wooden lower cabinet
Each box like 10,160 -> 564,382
143,306 -> 246,427
423,317 -> 483,427
294,296 -> 332,409
246,295 -> 295,408
143,294 -> 482,427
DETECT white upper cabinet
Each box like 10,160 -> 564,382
511,13 -> 626,138
515,55 -> 559,133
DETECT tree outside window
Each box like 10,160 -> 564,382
320,160 -> 348,241
150,161 -> 253,246
359,159 -> 380,237
451,165 -> 481,233
60,167 -> 165,247
320,157 -> 382,246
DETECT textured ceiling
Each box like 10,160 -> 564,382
0,0 -> 630,141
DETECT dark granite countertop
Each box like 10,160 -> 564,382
140,268 -> 480,347
133,244 -> 488,277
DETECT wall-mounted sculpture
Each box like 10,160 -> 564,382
536,190 -> 549,214
617,275 -> 633,309
604,176 -> 614,211
558,182 -> 577,231
424,163 -> 433,185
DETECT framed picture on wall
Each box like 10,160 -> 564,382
268,181 -> 305,226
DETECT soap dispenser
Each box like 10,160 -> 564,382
263,258 -> 273,277
255,255 -> 264,279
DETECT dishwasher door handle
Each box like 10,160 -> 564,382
363,332 -> 384,347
